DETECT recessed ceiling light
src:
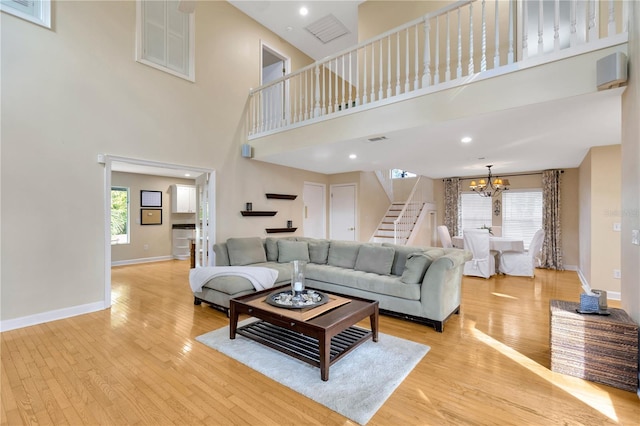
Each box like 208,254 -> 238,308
299,7 -> 308,16
349,154 -> 357,159
461,136 -> 472,143
184,173 -> 191,177
285,26 -> 293,32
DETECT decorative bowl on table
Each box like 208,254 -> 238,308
265,289 -> 328,309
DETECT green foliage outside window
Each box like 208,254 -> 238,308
111,187 -> 129,244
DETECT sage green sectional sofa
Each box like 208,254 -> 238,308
191,236 -> 471,332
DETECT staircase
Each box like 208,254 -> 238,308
371,202 -> 424,245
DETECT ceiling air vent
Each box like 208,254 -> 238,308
367,136 -> 388,143
305,14 -> 350,44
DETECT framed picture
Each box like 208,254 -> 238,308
141,190 -> 162,207
141,208 -> 162,225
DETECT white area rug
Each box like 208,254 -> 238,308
196,319 -> 430,425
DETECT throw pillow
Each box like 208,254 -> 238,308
265,237 -> 279,261
327,241 -> 361,269
277,240 -> 310,263
308,240 -> 330,264
354,245 -> 395,275
400,253 -> 430,284
226,237 -> 267,266
382,243 -> 425,276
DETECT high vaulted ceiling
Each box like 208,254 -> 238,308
231,1 -> 624,179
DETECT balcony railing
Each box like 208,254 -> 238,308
248,0 -> 628,138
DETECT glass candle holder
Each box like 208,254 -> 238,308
290,260 -> 306,304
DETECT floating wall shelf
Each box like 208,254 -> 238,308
266,227 -> 297,233
265,193 -> 297,200
241,211 -> 277,217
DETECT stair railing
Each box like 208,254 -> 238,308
393,176 -> 429,244
248,0 -> 628,138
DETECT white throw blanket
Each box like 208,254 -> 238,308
189,266 -> 279,293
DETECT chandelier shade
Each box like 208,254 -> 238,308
470,165 -> 510,197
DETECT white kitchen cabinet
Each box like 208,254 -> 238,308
171,184 -> 196,213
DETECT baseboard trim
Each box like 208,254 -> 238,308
111,255 -> 174,266
563,264 -> 578,271
0,301 -> 106,333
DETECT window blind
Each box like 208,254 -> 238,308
460,192 -> 492,233
502,189 -> 543,249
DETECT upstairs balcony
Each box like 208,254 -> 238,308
246,0 -> 629,176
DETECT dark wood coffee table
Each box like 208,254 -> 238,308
229,285 -> 379,381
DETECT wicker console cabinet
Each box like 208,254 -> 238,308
550,300 -> 638,392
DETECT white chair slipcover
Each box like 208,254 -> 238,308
437,225 -> 453,248
498,229 -> 545,277
462,229 -> 496,279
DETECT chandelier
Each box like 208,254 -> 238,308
469,165 -> 510,197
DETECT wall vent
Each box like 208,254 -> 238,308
367,136 -> 388,143
305,14 -> 350,44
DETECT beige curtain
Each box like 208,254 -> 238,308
444,178 -> 461,237
541,170 -> 563,270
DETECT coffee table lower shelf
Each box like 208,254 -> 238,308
237,320 -> 371,368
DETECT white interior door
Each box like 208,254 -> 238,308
196,172 -> 216,267
303,182 -> 326,239
330,184 -> 357,241
261,43 -> 290,128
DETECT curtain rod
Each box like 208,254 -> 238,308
442,170 -> 564,182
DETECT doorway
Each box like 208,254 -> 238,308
261,42 -> 290,128
102,155 -> 215,308
330,183 -> 357,241
303,182 -> 326,239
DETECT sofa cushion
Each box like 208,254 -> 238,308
327,241 -> 361,269
382,243 -> 430,276
227,237 -> 266,266
308,240 -> 330,264
306,264 -> 421,300
265,237 -> 279,261
277,240 -> 310,263
354,245 -> 395,275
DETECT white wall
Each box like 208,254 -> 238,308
620,1 -> 640,322
0,1 -> 321,324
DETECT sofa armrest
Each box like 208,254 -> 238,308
419,250 -> 471,321
213,243 -> 230,266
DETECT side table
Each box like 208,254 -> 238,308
549,300 -> 638,392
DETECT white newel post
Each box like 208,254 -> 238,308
457,8 -> 462,78
468,1 -> 474,75
405,28 -> 410,93
314,65 -> 321,118
538,0 -> 544,56
554,0 -> 560,52
446,12 -> 451,81
494,0 -> 500,69
422,18 -> 431,88
481,0 -> 487,72
434,16 -> 440,84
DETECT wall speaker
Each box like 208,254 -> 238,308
596,52 -> 627,90
241,144 -> 253,158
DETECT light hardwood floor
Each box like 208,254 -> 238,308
2,260 -> 639,425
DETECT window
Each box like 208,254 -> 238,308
136,0 -> 195,81
502,189 -> 543,249
1,0 -> 51,28
111,187 -> 130,245
391,169 -> 416,179
460,192 -> 492,233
